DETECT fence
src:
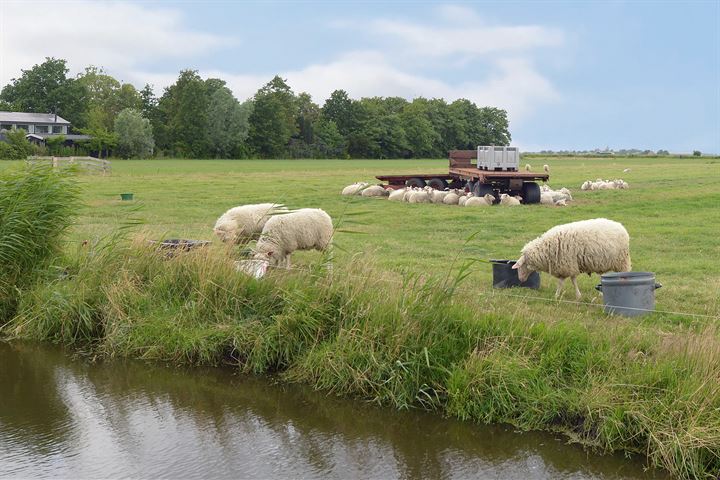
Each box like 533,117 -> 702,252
26,156 -> 111,175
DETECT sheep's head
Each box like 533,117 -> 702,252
511,255 -> 533,282
213,226 -> 234,243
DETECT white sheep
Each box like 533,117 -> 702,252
388,188 -> 407,202
442,192 -> 460,205
458,193 -> 472,206
431,190 -> 449,204
465,195 -> 490,207
512,218 -> 631,299
408,190 -> 431,204
581,181 -> 591,191
250,208 -> 333,272
543,164 -> 550,173
525,164 -> 531,172
361,185 -> 388,197
499,194 -> 521,206
540,192 -> 555,205
554,198 -> 567,207
341,182 -> 369,196
213,203 -> 289,244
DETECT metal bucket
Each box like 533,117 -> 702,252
490,259 -> 540,289
120,193 -> 134,201
595,272 -> 662,317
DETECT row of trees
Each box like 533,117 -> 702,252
0,58 -> 512,159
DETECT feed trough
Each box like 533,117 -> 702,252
490,259 -> 540,289
596,271 -> 662,317
150,239 -> 211,257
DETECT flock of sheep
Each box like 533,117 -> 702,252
342,182 -> 574,207
213,203 -> 333,278
581,179 -> 630,190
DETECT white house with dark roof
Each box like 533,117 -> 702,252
0,111 -> 91,144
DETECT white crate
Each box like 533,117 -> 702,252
477,146 -> 519,171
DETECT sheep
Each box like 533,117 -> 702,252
499,193 -> 521,206
213,203 -> 289,244
408,190 -> 431,204
458,193 -> 472,206
623,168 -> 631,173
581,181 -> 592,191
465,195 -> 491,207
388,188 -> 407,202
361,185 -> 388,197
443,192 -> 460,205
250,208 -> 333,272
525,164 -> 531,172
341,182 -> 369,196
554,198 -> 567,207
540,192 -> 555,205
543,164 -> 550,173
512,218 -> 631,300
540,184 -> 552,192
431,190 -> 449,204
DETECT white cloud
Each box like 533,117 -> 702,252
0,0 -> 232,85
0,2 -> 562,124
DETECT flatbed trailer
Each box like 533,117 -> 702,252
375,149 -> 549,203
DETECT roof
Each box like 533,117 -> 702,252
26,133 -> 92,141
0,111 -> 71,125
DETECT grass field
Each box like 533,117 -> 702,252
2,156 -> 720,478
36,156 -> 720,320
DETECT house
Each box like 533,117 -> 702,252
0,111 -> 91,144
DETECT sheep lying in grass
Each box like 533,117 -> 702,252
341,182 -> 369,195
408,190 -> 431,204
431,190 -> 449,204
246,208 -> 333,274
512,218 -> 631,299
458,193 -> 472,206
361,185 -> 388,197
388,188 -> 407,201
465,194 -> 495,207
499,194 -> 521,206
581,179 -> 629,190
443,192 -> 460,205
213,203 -> 289,244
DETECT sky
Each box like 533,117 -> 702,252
1,0 -> 718,153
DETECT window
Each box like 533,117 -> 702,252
35,125 -> 49,134
52,125 -> 64,134
16,124 -> 30,132
0,124 -> 12,131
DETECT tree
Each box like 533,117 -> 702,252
693,150 -> 702,156
0,58 -> 88,127
313,118 -> 345,157
139,84 -> 158,121
0,129 -> 33,159
321,90 -> 355,137
206,87 -> 251,158
154,70 -> 210,157
295,92 -> 320,145
77,66 -> 140,131
114,108 -> 154,158
401,99 -> 441,158
247,76 -> 298,157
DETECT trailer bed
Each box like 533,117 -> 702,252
448,167 -> 549,183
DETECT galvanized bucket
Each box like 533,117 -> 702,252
595,272 -> 662,317
490,259 -> 540,289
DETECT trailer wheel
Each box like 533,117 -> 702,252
405,177 -> 426,188
473,182 -> 495,198
427,177 -> 448,190
521,182 -> 541,204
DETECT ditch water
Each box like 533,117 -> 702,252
0,342 -> 667,479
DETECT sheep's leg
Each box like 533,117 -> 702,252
555,278 -> 566,299
571,276 -> 581,300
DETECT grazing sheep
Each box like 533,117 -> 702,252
234,259 -> 269,279
443,192 -> 460,205
341,182 -> 369,196
252,208 -> 333,270
525,164 -> 531,172
388,188 -> 407,202
512,218 -> 631,299
499,194 -> 521,206
543,164 -> 550,173
361,185 -> 388,197
213,203 -> 289,244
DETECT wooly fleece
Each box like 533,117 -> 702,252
388,188 -> 407,201
341,182 -> 369,196
253,208 -> 333,267
465,195 -> 491,207
361,185 -> 388,197
214,203 -> 288,243
514,218 -> 631,298
443,192 -> 460,205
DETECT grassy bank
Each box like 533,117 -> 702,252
1,157 -> 719,478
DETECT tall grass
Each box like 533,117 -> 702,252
3,239 -> 718,478
0,164 -> 80,320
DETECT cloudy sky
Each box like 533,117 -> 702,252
1,0 -> 718,152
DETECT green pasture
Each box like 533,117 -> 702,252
16,155 -> 717,321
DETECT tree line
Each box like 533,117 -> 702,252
0,58 -> 511,159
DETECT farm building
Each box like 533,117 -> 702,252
0,111 -> 91,146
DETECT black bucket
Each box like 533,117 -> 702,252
595,271 -> 662,317
490,259 -> 540,289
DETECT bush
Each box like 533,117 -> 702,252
0,164 -> 80,319
693,150 -> 702,157
0,129 -> 33,160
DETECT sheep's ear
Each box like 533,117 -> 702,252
512,257 -> 524,269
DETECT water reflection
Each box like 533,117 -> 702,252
0,342 -> 665,479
